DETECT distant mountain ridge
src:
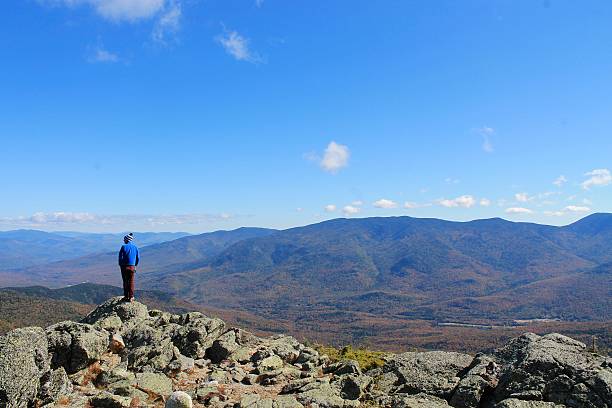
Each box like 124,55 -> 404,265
0,229 -> 191,269
1,215 -> 610,333
139,214 -> 611,324
0,227 -> 276,287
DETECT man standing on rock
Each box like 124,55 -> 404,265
118,233 -> 139,302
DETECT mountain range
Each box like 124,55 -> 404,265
0,230 -> 190,269
0,214 -> 610,348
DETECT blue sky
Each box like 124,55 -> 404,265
1,0 -> 611,232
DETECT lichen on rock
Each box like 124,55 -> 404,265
1,297 -> 611,408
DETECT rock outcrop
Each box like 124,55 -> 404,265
0,297 -> 610,408
0,327 -> 49,408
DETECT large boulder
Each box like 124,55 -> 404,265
206,329 -> 241,363
264,335 -> 303,364
38,367 -> 73,404
135,372 -> 173,396
258,355 -> 284,372
331,374 -> 372,401
494,399 -> 565,407
281,377 -> 358,408
171,312 -> 225,358
377,393 -> 452,408
122,321 -> 175,371
493,333 -> 612,407
46,321 -> 109,374
86,302 -> 226,372
82,297 -> 149,328
450,354 -> 499,408
370,350 -> 474,399
0,327 -> 49,408
324,360 -> 361,376
294,380 -> 356,408
90,391 -> 132,408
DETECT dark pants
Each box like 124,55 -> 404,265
120,265 -> 136,299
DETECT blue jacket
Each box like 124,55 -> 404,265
118,243 -> 140,266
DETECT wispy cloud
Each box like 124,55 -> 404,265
255,0 -> 264,7
475,126 -> 495,153
479,198 -> 491,207
553,175 -> 567,187
152,1 -> 181,44
514,192 -> 532,203
88,47 -> 119,63
0,211 -> 236,228
582,168 -> 611,190
216,29 -> 262,63
324,204 -> 337,212
404,201 -> 431,209
565,205 -> 590,213
41,0 -> 183,49
342,205 -> 360,216
505,207 -> 533,215
438,195 -> 476,208
40,0 -> 166,22
544,210 -> 565,217
373,199 -> 398,209
543,205 -> 591,217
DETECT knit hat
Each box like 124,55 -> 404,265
124,233 -> 134,242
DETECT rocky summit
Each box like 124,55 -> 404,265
0,298 -> 610,408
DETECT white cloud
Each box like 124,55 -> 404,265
152,1 -> 181,43
479,198 -> 491,207
403,201 -> 431,209
342,205 -> 360,216
41,0 -> 182,47
505,207 -> 533,215
537,191 -> 559,199
542,205 -> 590,217
373,199 -> 398,209
476,126 -> 495,153
445,177 -> 460,184
564,205 -> 590,213
0,211 -> 234,227
88,47 -> 119,63
515,192 -> 531,203
255,0 -> 264,7
296,207 -> 304,212
319,141 -> 350,173
324,204 -> 337,213
553,175 -> 567,187
97,0 -> 165,21
438,195 -> 476,208
582,168 -> 612,190
351,200 -> 363,206
216,29 -> 261,63
30,211 -> 97,223
42,0 -> 166,22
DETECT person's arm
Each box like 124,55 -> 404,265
118,246 -> 124,266
135,248 -> 140,266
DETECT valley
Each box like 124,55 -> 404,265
1,214 -> 610,354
